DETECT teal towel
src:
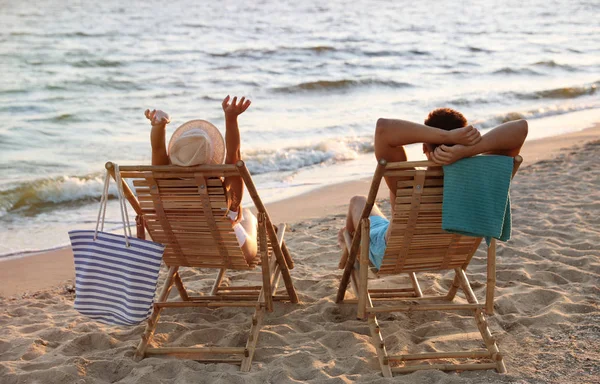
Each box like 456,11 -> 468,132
441,155 -> 513,244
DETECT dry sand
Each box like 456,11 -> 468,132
1,125 -> 599,383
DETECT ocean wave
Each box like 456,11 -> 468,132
208,45 -> 336,58
449,81 -> 599,106
0,88 -> 28,95
273,79 -> 413,93
44,78 -> 146,92
71,59 -> 124,68
408,49 -> 429,56
245,137 -> 374,175
45,84 -> 68,91
34,113 -> 83,123
62,31 -> 113,38
493,67 -> 542,75
182,23 -> 208,29
361,49 -> 430,58
0,138 -> 375,217
0,104 -> 47,114
467,46 -> 493,53
304,45 -> 336,53
9,31 -> 110,38
532,60 -> 576,70
208,45 -> 433,60
0,175 -> 117,217
447,96 -> 495,106
518,81 -> 598,100
474,103 -> 600,129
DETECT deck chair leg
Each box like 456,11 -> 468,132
258,213 -> 274,312
338,245 -> 349,270
457,268 -> 506,373
368,313 -> 393,378
270,224 -> 285,299
337,225 -> 362,303
135,266 -> 178,361
263,221 -> 297,304
409,273 -> 423,297
269,248 -> 283,298
173,271 -> 190,301
486,239 -> 496,315
240,305 -> 265,372
474,309 -> 507,373
242,168 -> 298,304
242,272 -> 270,372
270,241 -> 297,304
271,265 -> 282,297
445,271 -> 462,301
350,269 -> 360,299
280,240 -> 294,270
210,268 -> 226,296
338,229 -> 353,269
353,263 -> 392,377
456,267 -> 479,304
357,218 -> 370,319
358,265 -> 392,378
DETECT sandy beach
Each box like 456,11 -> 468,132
1,124 -> 599,383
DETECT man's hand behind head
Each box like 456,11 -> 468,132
448,125 -> 481,146
431,144 -> 469,165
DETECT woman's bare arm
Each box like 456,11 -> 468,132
221,96 -> 251,213
145,109 -> 171,166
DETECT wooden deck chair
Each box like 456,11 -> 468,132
336,156 -> 522,377
105,160 -> 298,371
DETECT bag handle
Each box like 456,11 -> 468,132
94,164 -> 132,247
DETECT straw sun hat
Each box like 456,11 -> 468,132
168,120 -> 225,166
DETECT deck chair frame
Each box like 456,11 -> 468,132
105,160 -> 298,371
336,156 -> 522,376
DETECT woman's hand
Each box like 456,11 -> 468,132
222,96 -> 251,119
448,125 -> 481,146
145,109 -> 170,127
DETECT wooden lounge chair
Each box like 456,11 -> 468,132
336,156 -> 522,376
105,160 -> 298,371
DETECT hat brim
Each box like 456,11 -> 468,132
168,120 -> 225,165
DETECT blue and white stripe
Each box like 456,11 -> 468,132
69,230 -> 165,326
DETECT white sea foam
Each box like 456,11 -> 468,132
474,102 -> 600,129
0,175 -> 119,217
244,137 -> 373,175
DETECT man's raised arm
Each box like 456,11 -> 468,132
374,118 -> 481,162
431,119 -> 528,164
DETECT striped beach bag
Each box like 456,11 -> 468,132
68,165 -> 165,326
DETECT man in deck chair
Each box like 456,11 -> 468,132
146,96 -> 259,264
338,108 -> 528,269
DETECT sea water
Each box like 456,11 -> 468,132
0,0 -> 599,256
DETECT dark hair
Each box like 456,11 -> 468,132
424,108 -> 467,150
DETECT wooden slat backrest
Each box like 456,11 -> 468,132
377,158 -> 520,275
121,167 -> 255,270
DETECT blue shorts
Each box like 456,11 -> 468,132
368,216 -> 389,270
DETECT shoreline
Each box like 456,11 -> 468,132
1,122 -> 599,297
1,108 -> 600,258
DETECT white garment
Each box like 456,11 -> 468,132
226,210 -> 247,247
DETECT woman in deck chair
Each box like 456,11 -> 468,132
145,96 -> 258,263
